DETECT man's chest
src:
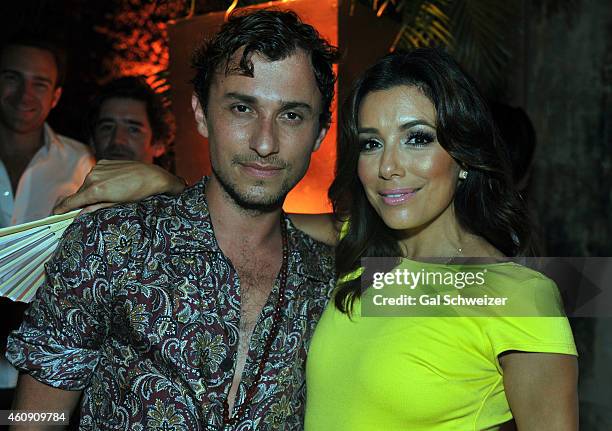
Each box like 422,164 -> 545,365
108,251 -> 327,378
99,252 -> 329,428
232,255 -> 279,333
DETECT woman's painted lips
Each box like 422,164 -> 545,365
379,188 -> 420,205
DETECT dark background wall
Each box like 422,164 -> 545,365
507,1 -> 612,428
522,0 -> 612,258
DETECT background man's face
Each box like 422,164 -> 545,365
0,45 -> 62,134
194,49 -> 328,210
92,97 -> 164,163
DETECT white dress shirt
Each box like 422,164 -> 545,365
0,123 -> 94,228
0,123 -> 94,389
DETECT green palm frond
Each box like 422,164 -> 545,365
362,0 -> 517,95
395,0 -> 453,50
448,0 -> 518,94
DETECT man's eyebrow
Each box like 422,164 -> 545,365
224,92 -> 313,113
358,120 -> 435,134
96,117 -> 145,127
281,101 -> 313,113
32,76 -> 54,85
0,68 -> 21,76
0,68 -> 53,84
0,69 -> 54,85
224,92 -> 258,104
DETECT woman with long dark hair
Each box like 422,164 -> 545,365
301,49 -> 577,430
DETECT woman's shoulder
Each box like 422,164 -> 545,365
288,213 -> 342,246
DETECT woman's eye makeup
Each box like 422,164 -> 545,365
359,138 -> 382,152
404,130 -> 436,147
358,129 -> 436,152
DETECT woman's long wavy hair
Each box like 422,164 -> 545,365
329,49 -> 534,314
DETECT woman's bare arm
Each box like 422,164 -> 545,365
288,213 -> 341,246
500,351 -> 578,430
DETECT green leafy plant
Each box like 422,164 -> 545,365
361,0 -> 519,95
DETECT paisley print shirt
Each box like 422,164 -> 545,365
7,178 -> 335,430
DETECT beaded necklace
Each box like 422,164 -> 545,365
222,216 -> 289,426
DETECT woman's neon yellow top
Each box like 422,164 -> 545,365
305,260 -> 577,431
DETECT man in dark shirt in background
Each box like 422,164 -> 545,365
87,76 -> 175,170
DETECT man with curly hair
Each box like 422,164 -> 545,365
8,9 -> 338,431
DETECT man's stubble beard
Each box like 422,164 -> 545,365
211,159 -> 303,214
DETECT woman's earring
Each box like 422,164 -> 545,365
459,169 -> 468,180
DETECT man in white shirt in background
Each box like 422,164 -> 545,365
0,34 -> 94,408
0,35 -> 94,227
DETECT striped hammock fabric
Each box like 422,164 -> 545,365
0,209 -> 80,303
